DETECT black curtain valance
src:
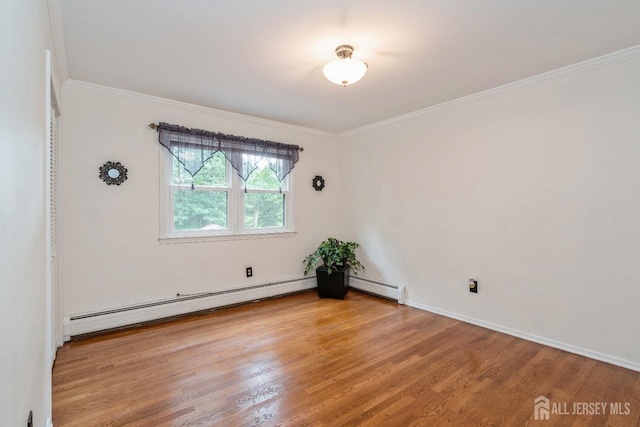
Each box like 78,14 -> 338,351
156,122 -> 301,183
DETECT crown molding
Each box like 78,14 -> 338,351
62,44 -> 640,139
340,44 -> 640,138
63,79 -> 337,139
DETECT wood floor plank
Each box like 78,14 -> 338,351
53,290 -> 640,426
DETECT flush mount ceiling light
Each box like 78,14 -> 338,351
322,45 -> 368,87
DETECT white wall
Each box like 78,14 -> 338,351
0,0 -> 61,425
59,42 -> 640,372
342,53 -> 640,368
60,82 -> 342,317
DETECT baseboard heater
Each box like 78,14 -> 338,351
64,275 -> 405,340
65,277 -> 316,340
349,276 -> 405,304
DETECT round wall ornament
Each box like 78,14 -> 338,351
312,175 -> 325,191
99,161 -> 128,185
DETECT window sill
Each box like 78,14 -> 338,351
159,230 -> 297,245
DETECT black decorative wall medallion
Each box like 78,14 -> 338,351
312,175 -> 325,191
99,161 -> 128,185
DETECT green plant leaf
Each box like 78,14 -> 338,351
303,237 -> 364,276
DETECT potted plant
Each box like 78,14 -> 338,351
303,237 -> 364,299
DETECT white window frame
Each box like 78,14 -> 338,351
159,149 -> 295,243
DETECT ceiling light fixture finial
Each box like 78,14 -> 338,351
323,44 -> 368,87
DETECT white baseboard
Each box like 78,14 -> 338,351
46,417 -> 53,427
406,299 -> 640,373
64,276 -> 639,373
64,278 -> 315,340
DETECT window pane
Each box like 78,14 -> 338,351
173,189 -> 227,231
244,193 -> 284,228
244,156 -> 282,190
173,151 -> 226,187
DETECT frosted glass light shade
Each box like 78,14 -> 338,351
323,58 -> 368,86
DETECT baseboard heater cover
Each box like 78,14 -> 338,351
65,275 -> 406,340
65,277 -> 315,340
349,276 -> 405,304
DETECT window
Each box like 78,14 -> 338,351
157,123 -> 298,241
243,155 -> 287,229
171,152 -> 229,232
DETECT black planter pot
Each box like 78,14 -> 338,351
316,266 -> 350,299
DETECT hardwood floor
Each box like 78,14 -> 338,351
52,290 -> 640,426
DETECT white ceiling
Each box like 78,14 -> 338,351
60,0 -> 640,133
